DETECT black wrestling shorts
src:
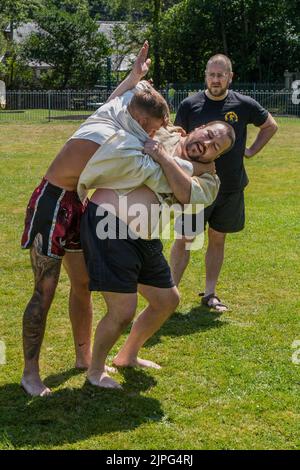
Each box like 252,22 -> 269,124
175,190 -> 245,236
80,201 -> 175,293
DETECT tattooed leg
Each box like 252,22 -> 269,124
21,234 -> 62,397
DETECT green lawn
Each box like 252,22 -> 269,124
0,119 -> 299,450
0,108 -> 92,122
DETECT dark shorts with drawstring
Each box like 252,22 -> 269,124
175,190 -> 245,236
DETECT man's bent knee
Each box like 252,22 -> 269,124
174,236 -> 195,249
112,307 -> 136,329
149,288 -> 180,313
208,227 -> 226,245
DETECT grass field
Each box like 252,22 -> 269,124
0,108 -> 92,122
0,119 -> 299,450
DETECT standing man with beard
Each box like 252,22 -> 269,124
170,54 -> 278,311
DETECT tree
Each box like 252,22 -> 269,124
109,22 -> 145,83
158,0 -> 300,84
21,0 -> 110,88
88,0 -> 152,21
152,0 -> 162,87
0,0 -> 43,86
87,0 -> 182,86
158,0 -> 216,84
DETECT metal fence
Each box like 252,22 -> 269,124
0,90 -> 110,122
163,89 -> 300,118
171,82 -> 286,91
0,89 -> 299,122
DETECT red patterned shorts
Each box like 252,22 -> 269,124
21,178 -> 88,259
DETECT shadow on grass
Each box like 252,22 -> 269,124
144,305 -> 225,348
0,368 -> 163,449
44,367 -> 83,388
44,367 -> 157,393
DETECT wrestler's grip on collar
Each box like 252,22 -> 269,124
143,138 -> 168,162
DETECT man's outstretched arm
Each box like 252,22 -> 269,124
143,139 -> 219,207
106,41 -> 152,103
144,139 -> 192,203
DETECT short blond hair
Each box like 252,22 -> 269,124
128,88 -> 169,124
206,54 -> 232,73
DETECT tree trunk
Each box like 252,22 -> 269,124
8,21 -> 14,87
219,1 -> 228,56
243,0 -> 250,81
152,0 -> 161,87
62,63 -> 71,89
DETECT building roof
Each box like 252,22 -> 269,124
97,21 -> 128,39
3,21 -> 138,71
5,22 -> 41,44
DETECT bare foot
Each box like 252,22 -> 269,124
113,356 -> 161,370
77,361 -> 117,375
21,374 -> 51,397
88,371 -> 122,389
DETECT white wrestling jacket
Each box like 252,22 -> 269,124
73,81 -> 220,209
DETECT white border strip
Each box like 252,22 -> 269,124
47,190 -> 66,257
64,249 -> 83,253
23,180 -> 49,248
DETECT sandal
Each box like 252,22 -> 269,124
199,292 -> 228,312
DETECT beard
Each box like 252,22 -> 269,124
206,81 -> 230,98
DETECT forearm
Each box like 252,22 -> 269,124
158,155 -> 191,204
247,114 -> 278,157
106,41 -> 151,103
106,72 -> 140,103
247,126 -> 277,156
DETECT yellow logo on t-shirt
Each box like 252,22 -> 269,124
225,111 -> 238,123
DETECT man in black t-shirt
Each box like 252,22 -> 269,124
171,53 -> 278,311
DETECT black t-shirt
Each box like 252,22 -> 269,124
174,90 -> 269,193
